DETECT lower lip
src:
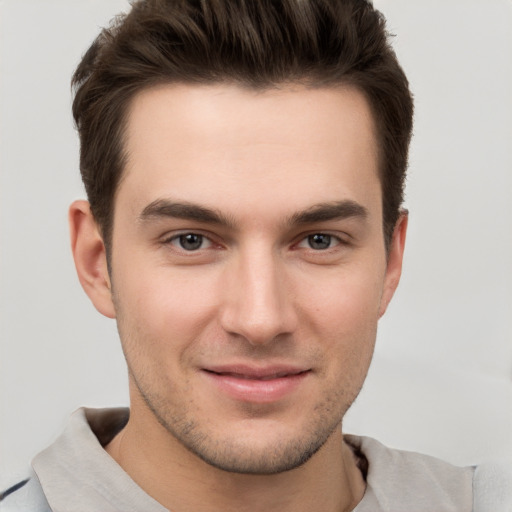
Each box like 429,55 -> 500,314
203,371 -> 309,403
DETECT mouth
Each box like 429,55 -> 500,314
204,369 -> 308,379
201,365 -> 311,403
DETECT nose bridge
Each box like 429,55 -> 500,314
220,241 -> 296,344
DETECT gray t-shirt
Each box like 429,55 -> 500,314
0,408 -> 481,511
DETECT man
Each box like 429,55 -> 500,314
0,0 -> 504,510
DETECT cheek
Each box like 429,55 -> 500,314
112,261 -> 223,359
298,263 -> 385,333
295,263 -> 384,377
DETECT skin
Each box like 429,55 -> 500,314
70,83 -> 407,512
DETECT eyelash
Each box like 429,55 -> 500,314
162,231 -> 348,253
164,232 -> 215,252
295,233 -> 345,251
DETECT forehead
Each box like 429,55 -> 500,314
118,83 -> 381,222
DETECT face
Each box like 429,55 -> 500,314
76,83 -> 406,474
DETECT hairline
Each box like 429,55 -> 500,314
100,78 -> 390,263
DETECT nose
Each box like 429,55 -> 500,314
219,246 -> 298,346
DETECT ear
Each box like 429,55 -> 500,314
69,200 -> 116,319
379,211 -> 408,318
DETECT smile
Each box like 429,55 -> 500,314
202,365 -> 311,403
208,371 -> 305,381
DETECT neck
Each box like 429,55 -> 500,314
105,408 -> 365,512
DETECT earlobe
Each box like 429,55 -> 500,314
379,211 -> 408,318
69,200 -> 116,319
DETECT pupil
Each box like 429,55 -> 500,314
180,233 -> 202,250
309,234 -> 331,250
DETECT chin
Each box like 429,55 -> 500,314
179,427 -> 337,475
150,403 -> 344,475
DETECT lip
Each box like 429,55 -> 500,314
202,364 -> 310,403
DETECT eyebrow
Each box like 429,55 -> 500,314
138,198 -> 368,228
287,200 -> 368,226
138,199 -> 236,228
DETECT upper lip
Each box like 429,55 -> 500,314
203,364 -> 310,380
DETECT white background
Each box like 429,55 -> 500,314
1,0 -> 511,489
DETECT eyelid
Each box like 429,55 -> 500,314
158,229 -> 352,253
173,234 -> 212,250
293,231 -> 350,249
160,230 -> 219,250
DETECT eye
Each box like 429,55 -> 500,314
298,233 -> 340,250
168,232 -> 212,251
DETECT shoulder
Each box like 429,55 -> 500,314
473,458 -> 512,512
346,435 -> 474,512
0,471 -> 51,512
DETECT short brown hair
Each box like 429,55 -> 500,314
72,0 -> 413,251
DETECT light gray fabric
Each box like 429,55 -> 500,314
31,408 -> 167,512
0,470 -> 51,512
472,458 -> 512,512
2,408 -> 478,511
347,435 -> 474,512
